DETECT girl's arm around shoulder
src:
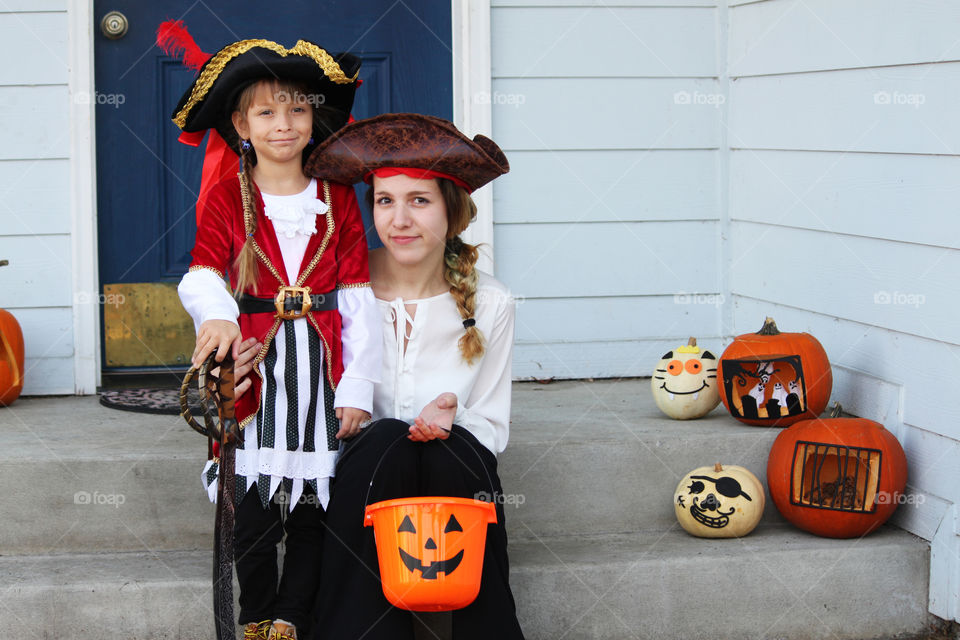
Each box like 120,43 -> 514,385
331,181 -> 382,416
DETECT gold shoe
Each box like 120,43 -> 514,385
268,621 -> 297,640
243,620 -> 272,640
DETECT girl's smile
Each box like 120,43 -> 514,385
231,81 -> 313,170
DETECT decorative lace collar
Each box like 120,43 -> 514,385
262,180 -> 329,239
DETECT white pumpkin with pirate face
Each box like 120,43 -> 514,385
674,463 -> 765,538
652,337 -> 721,419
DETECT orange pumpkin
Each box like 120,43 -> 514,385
766,405 -> 908,538
718,317 -> 831,427
0,307 -> 24,406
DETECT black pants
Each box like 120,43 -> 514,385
235,482 -> 326,631
311,419 -> 525,640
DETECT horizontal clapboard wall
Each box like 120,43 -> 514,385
0,4 -> 74,394
490,2 -> 724,379
727,0 -> 960,617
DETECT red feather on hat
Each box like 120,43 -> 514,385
156,20 -> 211,71
156,21 -> 233,223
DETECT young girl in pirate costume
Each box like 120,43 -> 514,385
170,32 -> 381,640
299,113 -> 526,639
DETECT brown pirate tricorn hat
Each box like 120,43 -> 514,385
304,113 -> 509,192
170,38 -> 361,153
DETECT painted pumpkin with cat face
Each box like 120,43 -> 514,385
652,338 -> 721,419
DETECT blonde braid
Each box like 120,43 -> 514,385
444,236 -> 485,363
232,143 -> 260,296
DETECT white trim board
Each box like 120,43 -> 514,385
68,1 -> 99,394
452,0 -> 495,274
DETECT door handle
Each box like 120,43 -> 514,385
100,11 -> 128,40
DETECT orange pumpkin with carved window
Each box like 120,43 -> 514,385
718,317 -> 832,427
766,405 -> 908,538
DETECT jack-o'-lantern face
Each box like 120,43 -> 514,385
652,337 -> 721,419
674,464 -> 765,538
396,513 -> 465,579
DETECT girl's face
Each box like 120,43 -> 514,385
372,174 -> 449,268
231,81 -> 313,167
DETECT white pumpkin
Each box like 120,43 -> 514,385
651,337 -> 721,419
674,463 -> 765,538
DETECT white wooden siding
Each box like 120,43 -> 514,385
495,150 -> 718,223
729,65 -> 960,154
492,3 -> 723,379
730,150 -> 960,249
0,6 -> 73,395
491,7 -> 717,78
729,0 -> 960,77
728,0 -> 960,619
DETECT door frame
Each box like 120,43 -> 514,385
69,0 -> 494,391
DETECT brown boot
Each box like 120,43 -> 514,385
243,620 -> 272,640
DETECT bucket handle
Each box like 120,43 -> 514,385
362,427 -> 499,517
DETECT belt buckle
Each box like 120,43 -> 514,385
275,286 -> 312,320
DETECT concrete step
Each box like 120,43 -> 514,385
1,381 -> 790,554
0,526 -> 930,640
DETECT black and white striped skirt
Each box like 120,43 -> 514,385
201,318 -> 340,511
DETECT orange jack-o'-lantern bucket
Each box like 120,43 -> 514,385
363,430 -> 499,611
364,496 -> 497,611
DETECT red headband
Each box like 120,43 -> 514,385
364,167 -> 472,192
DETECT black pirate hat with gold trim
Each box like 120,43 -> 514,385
169,36 -> 361,153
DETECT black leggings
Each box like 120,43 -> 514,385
234,482 -> 325,631
311,419 -> 525,640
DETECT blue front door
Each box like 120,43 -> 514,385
94,1 -> 453,370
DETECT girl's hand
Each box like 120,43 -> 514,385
409,392 -> 457,442
193,319 -> 241,367
336,407 -> 372,440
232,337 -> 262,399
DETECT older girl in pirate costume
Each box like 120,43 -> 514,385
170,32 -> 380,640
300,113 -> 526,639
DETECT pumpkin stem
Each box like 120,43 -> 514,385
714,462 -> 723,472
756,317 -> 781,336
0,260 -> 7,267
830,403 -> 843,418
687,337 -> 697,347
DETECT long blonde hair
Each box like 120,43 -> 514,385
438,179 -> 485,364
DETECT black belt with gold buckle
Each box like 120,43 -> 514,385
238,286 -> 337,320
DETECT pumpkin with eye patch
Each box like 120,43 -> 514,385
365,496 -> 497,611
652,337 -> 721,419
674,463 -> 765,538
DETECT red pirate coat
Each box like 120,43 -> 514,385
188,175 -> 370,428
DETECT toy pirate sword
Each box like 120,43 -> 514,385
180,354 -> 242,640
